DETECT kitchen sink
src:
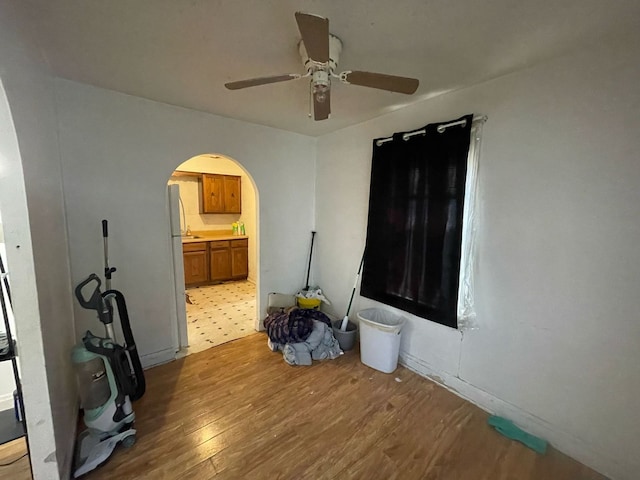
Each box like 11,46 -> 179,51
181,235 -> 201,239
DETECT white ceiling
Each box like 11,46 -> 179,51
16,0 -> 640,136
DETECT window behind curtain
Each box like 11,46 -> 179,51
361,114 -> 474,329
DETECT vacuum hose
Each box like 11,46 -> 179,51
104,289 -> 146,401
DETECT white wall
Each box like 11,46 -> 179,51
0,4 -> 77,479
315,34 -> 640,480
0,363 -> 15,412
0,239 -> 18,413
55,79 -> 316,367
0,221 -> 17,412
169,154 -> 258,282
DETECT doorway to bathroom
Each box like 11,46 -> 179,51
167,153 -> 259,356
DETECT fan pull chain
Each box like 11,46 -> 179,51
308,80 -> 313,118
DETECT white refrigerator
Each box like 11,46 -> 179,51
167,184 -> 188,350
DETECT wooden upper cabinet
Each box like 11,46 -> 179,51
202,174 -> 241,214
202,174 -> 225,213
223,176 -> 241,214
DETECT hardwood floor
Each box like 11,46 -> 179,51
84,333 -> 606,480
0,437 -> 31,479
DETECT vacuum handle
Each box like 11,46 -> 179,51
102,219 -> 108,238
74,274 -> 103,310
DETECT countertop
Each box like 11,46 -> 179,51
181,231 -> 248,243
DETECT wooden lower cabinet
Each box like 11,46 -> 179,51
183,242 -> 209,285
231,239 -> 249,279
210,241 -> 232,282
184,239 -> 248,287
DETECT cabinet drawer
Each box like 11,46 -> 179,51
183,242 -> 207,252
210,240 -> 230,249
231,239 -> 248,248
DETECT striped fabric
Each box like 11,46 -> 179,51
263,308 -> 332,344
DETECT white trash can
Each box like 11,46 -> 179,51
357,308 -> 406,373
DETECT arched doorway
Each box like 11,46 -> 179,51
167,153 -> 259,356
0,79 -> 31,478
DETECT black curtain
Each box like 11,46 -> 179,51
361,114 -> 473,329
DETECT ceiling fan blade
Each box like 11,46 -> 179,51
225,74 -> 299,90
313,90 -> 331,121
295,12 -> 329,63
342,71 -> 419,94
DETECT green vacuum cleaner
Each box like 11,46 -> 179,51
71,221 -> 145,477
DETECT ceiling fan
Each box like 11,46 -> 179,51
224,12 -> 420,121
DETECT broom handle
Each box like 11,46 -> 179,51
305,231 -> 316,290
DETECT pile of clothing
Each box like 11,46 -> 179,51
264,307 -> 343,366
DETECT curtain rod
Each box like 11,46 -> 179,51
375,115 -> 488,147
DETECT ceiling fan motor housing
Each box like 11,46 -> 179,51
313,71 -> 329,87
299,34 -> 343,74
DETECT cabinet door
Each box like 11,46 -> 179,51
202,174 -> 225,213
223,175 -> 241,213
231,239 -> 248,279
210,241 -> 231,282
183,250 -> 208,285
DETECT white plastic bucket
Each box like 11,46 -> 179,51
357,308 -> 406,373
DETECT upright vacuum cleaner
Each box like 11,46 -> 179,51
72,220 -> 145,478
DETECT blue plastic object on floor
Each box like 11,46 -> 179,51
488,415 -> 548,454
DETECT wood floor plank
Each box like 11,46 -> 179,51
83,333 -> 607,480
0,437 -> 31,480
176,457 -> 217,480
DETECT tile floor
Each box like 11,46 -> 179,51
184,280 -> 256,355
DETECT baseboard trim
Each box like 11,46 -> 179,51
140,348 -> 176,369
399,351 -> 627,480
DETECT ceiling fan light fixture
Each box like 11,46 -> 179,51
314,89 -> 328,103
312,70 -> 330,103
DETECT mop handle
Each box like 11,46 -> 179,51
348,255 -> 365,307
340,254 -> 365,331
